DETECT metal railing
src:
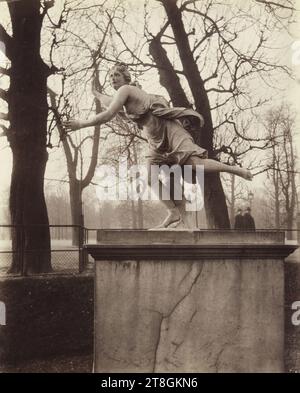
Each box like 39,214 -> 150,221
0,225 -> 90,276
0,225 -> 299,276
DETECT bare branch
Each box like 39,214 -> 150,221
0,88 -> 8,102
254,0 -> 295,11
0,24 -> 15,60
0,112 -> 9,120
103,11 -> 184,74
224,117 -> 271,143
41,0 -> 55,19
0,124 -> 8,137
42,0 -> 69,30
0,67 -> 11,76
47,87 -> 77,178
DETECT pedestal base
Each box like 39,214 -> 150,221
87,230 -> 297,373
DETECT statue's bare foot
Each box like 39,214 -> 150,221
239,168 -> 253,181
149,208 -> 181,230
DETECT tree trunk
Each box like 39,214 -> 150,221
286,211 -> 294,240
137,198 -> 144,229
7,0 -> 51,274
297,209 -> 300,245
273,153 -> 280,229
9,147 -> 51,274
230,174 -> 235,228
287,130 -> 297,240
69,180 -> 84,246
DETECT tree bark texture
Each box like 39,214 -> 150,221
6,0 -> 52,274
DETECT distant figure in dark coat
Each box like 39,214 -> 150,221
243,207 -> 256,231
234,208 -> 244,230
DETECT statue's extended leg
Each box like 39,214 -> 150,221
184,156 -> 253,180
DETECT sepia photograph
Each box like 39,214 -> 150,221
0,0 -> 300,375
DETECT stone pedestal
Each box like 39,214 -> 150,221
86,230 -> 297,373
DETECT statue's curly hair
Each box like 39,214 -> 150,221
110,62 -> 142,88
110,62 -> 131,83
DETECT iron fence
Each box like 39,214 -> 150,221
0,225 -> 299,276
0,225 -> 91,276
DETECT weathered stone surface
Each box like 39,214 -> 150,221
88,230 -> 297,373
96,229 -> 285,245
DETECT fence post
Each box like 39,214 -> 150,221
84,227 -> 89,269
79,225 -> 83,273
78,226 -> 88,273
297,212 -> 300,245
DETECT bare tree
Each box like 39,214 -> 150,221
143,0 -> 293,228
264,105 -> 298,237
93,0 -> 293,227
48,69 -> 101,245
221,173 -> 252,227
41,0 -> 295,232
0,0 -> 60,274
47,16 -> 142,237
50,3 -> 149,231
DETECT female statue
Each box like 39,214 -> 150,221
63,63 -> 252,228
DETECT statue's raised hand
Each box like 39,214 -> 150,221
62,119 -> 82,132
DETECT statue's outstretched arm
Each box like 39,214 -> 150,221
63,85 -> 130,131
92,88 -> 128,121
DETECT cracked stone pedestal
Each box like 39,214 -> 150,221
86,230 -> 297,373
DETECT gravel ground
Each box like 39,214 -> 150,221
1,350 -> 300,373
1,354 -> 93,373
